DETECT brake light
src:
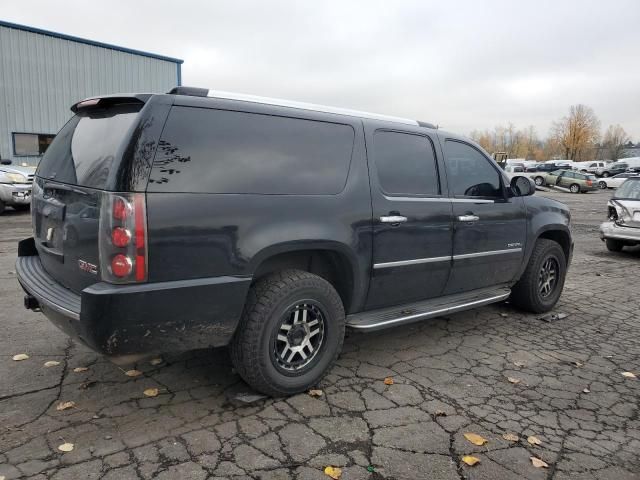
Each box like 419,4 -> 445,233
99,193 -> 147,284
587,180 -> 593,186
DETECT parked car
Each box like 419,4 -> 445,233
595,162 -> 628,178
16,87 -> 573,396
0,160 -> 35,214
573,161 -> 607,174
505,164 -> 525,173
597,173 -> 639,189
600,177 -> 640,251
538,169 -> 598,193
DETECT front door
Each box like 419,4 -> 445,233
365,125 -> 453,309
440,138 -> 526,294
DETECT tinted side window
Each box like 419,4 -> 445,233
373,131 -> 439,195
444,141 -> 502,198
147,107 -> 354,194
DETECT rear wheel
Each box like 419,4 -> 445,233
0,200 -> 4,215
605,239 -> 624,252
230,270 -> 345,396
570,183 -> 581,193
602,171 -> 610,178
12,204 -> 30,212
510,239 -> 567,313
598,181 -> 607,189
534,176 -> 544,186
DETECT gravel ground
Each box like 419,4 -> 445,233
0,188 -> 638,480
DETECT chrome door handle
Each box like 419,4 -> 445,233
380,215 -> 407,224
458,214 -> 480,222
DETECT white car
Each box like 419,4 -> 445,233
597,173 -> 640,190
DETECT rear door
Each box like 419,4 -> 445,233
365,124 -> 452,309
33,101 -> 144,292
440,138 -> 526,294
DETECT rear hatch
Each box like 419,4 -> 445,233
33,99 -> 145,292
612,179 -> 640,228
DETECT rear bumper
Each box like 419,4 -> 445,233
16,238 -> 251,361
599,221 -> 640,243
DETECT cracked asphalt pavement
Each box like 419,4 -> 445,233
1,189 -> 639,480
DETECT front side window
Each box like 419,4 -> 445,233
373,130 -> 439,196
13,133 -> 55,156
443,140 -> 502,198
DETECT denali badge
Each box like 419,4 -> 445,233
507,242 -> 522,248
78,259 -> 98,275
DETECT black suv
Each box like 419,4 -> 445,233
17,87 -> 573,396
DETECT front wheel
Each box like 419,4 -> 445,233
230,270 -> 345,397
534,176 -> 544,186
605,239 -> 624,252
598,181 -> 607,189
570,183 -> 581,193
510,239 -> 567,313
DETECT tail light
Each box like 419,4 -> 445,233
586,180 -> 593,186
99,192 -> 148,284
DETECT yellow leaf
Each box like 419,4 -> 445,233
124,369 -> 142,377
150,358 -> 163,366
502,433 -> 519,442
573,361 -> 583,367
583,388 -> 590,393
621,372 -> 637,379
464,433 -> 488,446
527,435 -> 542,446
56,401 -> 76,411
513,361 -> 525,367
383,377 -> 394,385
308,389 -> 323,397
435,410 -> 447,417
73,367 -> 89,373
530,457 -> 548,468
143,388 -> 159,397
324,466 -> 342,479
44,360 -> 61,367
12,353 -> 29,361
461,455 -> 480,466
58,442 -> 74,452
507,377 -> 521,384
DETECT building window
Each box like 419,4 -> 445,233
12,133 -> 55,156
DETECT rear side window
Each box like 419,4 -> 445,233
147,107 -> 355,194
444,140 -> 502,198
36,103 -> 142,189
373,130 -> 439,195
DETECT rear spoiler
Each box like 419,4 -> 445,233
71,94 -> 152,113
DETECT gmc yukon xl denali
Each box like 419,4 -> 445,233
16,87 -> 573,396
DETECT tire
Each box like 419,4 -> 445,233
602,171 -> 610,178
598,181 -> 607,189
534,176 -> 544,186
12,204 -> 30,212
230,270 -> 345,396
0,200 -> 5,215
605,239 -> 624,252
510,239 -> 567,313
570,183 -> 580,193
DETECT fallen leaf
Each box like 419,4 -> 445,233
499,313 -> 508,318
124,369 -> 143,377
143,388 -> 159,397
462,455 -> 480,466
507,377 -> 521,384
502,433 -> 519,442
527,435 -> 542,446
308,389 -> 323,397
58,442 -> 74,452
44,360 -> 61,367
513,361 -> 525,367
56,401 -> 76,411
621,372 -> 637,379
12,353 -> 29,361
324,466 -> 342,479
464,433 -> 488,446
583,388 -> 590,393
149,358 -> 163,366
73,367 -> 89,373
434,410 -> 448,417
530,457 -> 548,468
573,361 -> 583,367
383,377 -> 394,385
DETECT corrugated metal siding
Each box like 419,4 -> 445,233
0,25 -> 179,166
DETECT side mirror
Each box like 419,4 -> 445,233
1,159 -> 12,165
511,176 -> 535,197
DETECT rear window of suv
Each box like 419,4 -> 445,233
36,103 -> 142,189
147,107 -> 355,195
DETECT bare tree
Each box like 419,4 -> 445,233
602,124 -> 630,161
550,105 -> 601,160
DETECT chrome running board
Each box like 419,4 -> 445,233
346,286 -> 510,331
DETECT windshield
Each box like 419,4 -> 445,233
615,179 -> 640,200
36,103 -> 142,189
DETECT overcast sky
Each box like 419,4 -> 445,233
4,0 -> 640,140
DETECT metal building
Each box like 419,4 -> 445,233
0,20 -> 183,166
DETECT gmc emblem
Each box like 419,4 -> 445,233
78,259 -> 98,275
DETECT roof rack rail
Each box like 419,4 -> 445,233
167,86 -> 208,97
